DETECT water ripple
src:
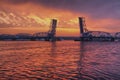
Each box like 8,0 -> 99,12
0,41 -> 120,80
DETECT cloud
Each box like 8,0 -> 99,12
0,0 -> 29,4
1,0 -> 120,19
1,0 -> 120,33
0,9 -> 51,28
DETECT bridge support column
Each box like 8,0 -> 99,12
79,17 -> 84,36
47,19 -> 57,41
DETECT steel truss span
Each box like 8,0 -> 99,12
83,31 -> 112,37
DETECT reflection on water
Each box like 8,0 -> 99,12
0,41 -> 120,80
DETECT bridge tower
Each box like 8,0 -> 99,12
47,19 -> 57,41
78,17 -> 88,36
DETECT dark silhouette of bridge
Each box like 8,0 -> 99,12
1,17 -> 120,41
75,17 -> 119,41
30,17 -> 120,41
32,19 -> 58,41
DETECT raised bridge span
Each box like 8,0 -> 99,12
1,17 -> 120,41
75,17 -> 120,41
32,19 -> 57,41
16,17 -> 120,41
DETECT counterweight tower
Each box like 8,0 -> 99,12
79,17 -> 88,36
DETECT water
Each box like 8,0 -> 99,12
0,41 -> 120,80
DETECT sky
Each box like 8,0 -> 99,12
0,0 -> 120,36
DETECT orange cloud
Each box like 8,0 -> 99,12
0,3 -> 85,36
1,2 -> 120,36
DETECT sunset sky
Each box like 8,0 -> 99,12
0,0 -> 120,36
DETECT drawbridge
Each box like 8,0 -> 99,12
77,17 -> 115,41
1,17 -> 120,41
33,17 -> 118,41
33,19 -> 57,41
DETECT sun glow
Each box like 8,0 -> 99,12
1,1 -> 120,36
